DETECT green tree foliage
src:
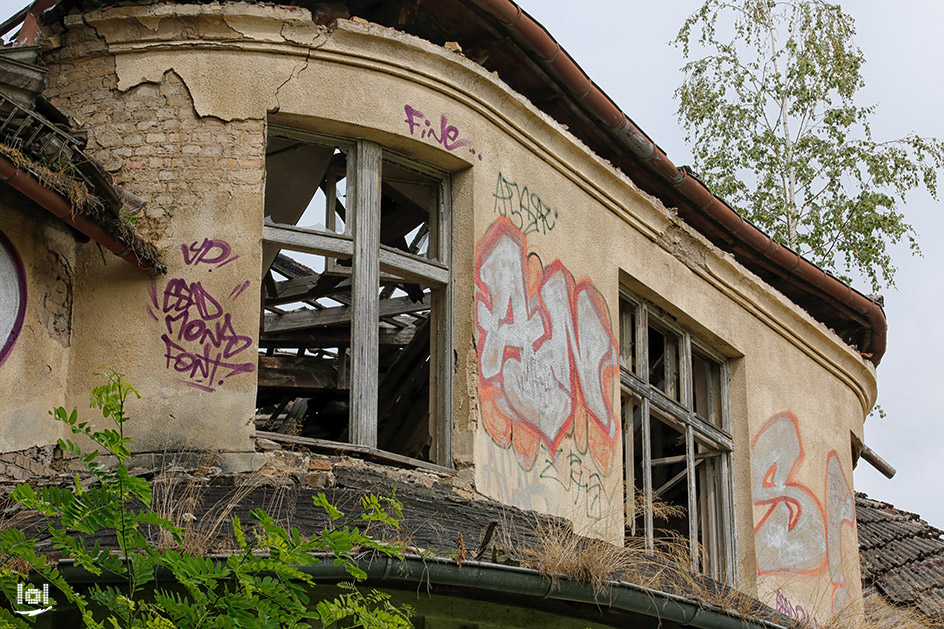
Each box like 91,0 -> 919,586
674,0 -> 944,290
0,370 -> 412,628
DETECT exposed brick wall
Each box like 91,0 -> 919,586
0,445 -> 59,482
41,19 -> 266,242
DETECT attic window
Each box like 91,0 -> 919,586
619,292 -> 735,582
257,127 -> 452,466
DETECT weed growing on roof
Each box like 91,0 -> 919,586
0,142 -> 98,215
0,370 -> 413,627
510,496 -> 778,625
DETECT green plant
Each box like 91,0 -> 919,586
0,370 -> 413,628
315,582 -> 412,629
674,0 -> 944,290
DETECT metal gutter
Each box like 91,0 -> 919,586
53,554 -> 789,629
0,153 -> 162,276
466,0 -> 887,365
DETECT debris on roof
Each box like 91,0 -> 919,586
0,44 -> 164,275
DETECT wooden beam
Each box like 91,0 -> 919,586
257,355 -> 340,391
350,140 -> 382,448
378,246 -> 449,285
260,324 -> 417,349
264,294 -> 430,334
263,223 -> 354,259
267,273 -> 350,307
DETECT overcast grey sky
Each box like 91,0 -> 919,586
2,0 -> 940,525
516,0 -> 944,528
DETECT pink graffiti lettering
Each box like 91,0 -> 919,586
230,280 -> 251,300
751,411 -> 827,575
162,335 -> 255,392
181,238 -> 239,270
475,217 -> 618,474
775,592 -> 822,627
149,241 -> 255,392
404,104 -> 483,160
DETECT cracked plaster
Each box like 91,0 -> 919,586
81,3 -> 328,121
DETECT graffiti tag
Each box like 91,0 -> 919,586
0,230 -> 26,367
475,217 -> 618,474
751,411 -> 856,616
149,241 -> 254,392
493,172 -> 558,235
775,592 -> 822,627
752,411 -> 827,575
539,453 -> 608,519
825,451 -> 855,614
403,105 -> 483,160
181,238 -> 239,270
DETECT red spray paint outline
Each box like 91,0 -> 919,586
751,410 -> 828,578
824,449 -> 856,612
0,229 -> 27,368
474,217 -> 618,473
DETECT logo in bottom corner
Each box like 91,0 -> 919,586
14,583 -> 51,617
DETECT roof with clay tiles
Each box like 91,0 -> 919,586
857,492 -> 944,620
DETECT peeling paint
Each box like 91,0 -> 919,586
39,249 -> 72,347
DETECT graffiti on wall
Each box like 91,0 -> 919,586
403,105 -> 483,160
539,452 -> 609,520
493,172 -> 558,236
181,238 -> 239,270
148,239 -> 254,392
475,217 -> 619,476
825,451 -> 855,613
751,411 -> 856,615
0,230 -> 26,367
476,433 -> 616,539
775,592 -> 822,628
752,412 -> 827,575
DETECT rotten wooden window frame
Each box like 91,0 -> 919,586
261,126 -> 453,468
619,289 -> 736,584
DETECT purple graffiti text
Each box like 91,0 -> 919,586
182,238 -> 239,270
404,105 -> 483,159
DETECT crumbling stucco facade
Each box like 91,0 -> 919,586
0,3 -> 880,623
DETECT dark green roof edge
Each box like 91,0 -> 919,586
52,553 -> 789,629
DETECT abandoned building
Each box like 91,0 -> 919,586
0,0 -> 905,626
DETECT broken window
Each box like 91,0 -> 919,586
619,292 -> 734,582
258,127 -> 452,466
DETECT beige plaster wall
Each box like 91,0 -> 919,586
0,196 -> 74,452
43,11 -> 265,454
32,4 -> 875,619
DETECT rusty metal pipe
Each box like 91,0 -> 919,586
0,154 -> 160,276
466,0 -> 887,365
860,444 -> 896,479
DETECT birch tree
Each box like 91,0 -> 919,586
674,0 -> 944,290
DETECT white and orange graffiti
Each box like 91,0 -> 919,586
475,217 -> 618,475
752,411 -> 856,615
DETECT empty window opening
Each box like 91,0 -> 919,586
619,291 -> 734,583
257,128 -> 452,466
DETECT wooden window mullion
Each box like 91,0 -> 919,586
686,425 -> 698,572
642,397 -> 653,551
350,140 -> 382,447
